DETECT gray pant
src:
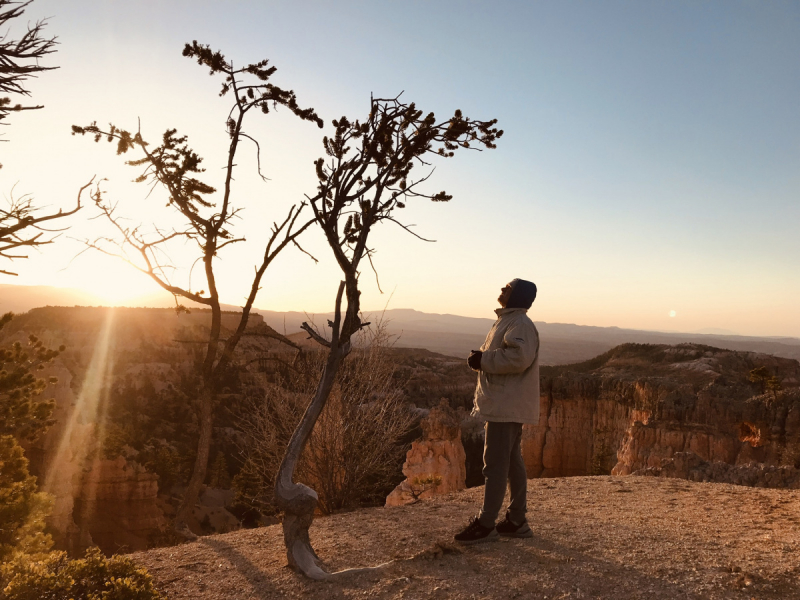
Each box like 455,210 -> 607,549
478,421 -> 527,528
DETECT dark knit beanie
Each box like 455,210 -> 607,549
506,279 -> 537,309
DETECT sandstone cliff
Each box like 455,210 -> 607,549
386,401 -> 467,506
521,344 -> 800,483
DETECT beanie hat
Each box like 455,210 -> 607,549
506,278 -> 537,309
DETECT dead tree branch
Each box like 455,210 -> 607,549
0,179 -> 88,275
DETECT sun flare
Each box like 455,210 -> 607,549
70,261 -> 168,307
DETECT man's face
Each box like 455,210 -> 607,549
498,282 -> 513,307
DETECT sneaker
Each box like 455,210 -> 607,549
454,516 -> 499,545
496,511 -> 533,538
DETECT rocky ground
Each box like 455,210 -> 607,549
132,476 -> 800,600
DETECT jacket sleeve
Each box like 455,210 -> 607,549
480,321 -> 538,375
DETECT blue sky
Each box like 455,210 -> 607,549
2,1 -> 798,335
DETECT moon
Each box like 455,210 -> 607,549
669,310 -> 677,318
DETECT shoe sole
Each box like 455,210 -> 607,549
454,529 -> 499,545
498,525 -> 533,538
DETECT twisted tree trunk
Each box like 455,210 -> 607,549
174,386 -> 214,538
274,351 -> 342,579
274,282 -> 393,579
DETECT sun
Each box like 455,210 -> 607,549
669,310 -> 677,318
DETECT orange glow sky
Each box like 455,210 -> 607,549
2,1 -> 798,337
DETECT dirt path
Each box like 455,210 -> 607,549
132,476 -> 800,599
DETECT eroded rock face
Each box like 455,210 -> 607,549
521,344 -> 800,486
26,365 -> 167,555
187,488 -> 240,535
386,401 -> 467,506
634,451 -> 800,488
74,456 -> 166,553
6,307 -> 272,554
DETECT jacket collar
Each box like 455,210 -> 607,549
495,307 -> 528,317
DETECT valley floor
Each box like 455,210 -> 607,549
132,476 -> 800,600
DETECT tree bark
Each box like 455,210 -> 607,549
274,349 -> 342,579
174,385 -> 214,537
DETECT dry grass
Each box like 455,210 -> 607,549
238,324 -> 413,514
132,476 -> 800,599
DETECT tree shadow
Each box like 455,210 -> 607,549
199,537 -> 281,599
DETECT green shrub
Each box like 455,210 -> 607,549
0,325 -> 63,444
0,435 -> 53,561
1,547 -> 166,600
229,458 -> 271,526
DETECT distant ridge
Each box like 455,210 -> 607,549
2,285 -> 799,365
0,284 -> 99,314
255,308 -> 800,365
693,327 -> 740,336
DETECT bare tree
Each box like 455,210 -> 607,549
72,41 -> 322,538
275,94 -> 502,579
0,0 -> 57,135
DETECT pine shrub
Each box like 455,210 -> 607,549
0,547 -> 166,600
0,435 -> 53,561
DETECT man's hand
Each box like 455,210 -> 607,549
468,350 -> 483,371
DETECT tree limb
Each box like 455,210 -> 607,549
0,179 -> 89,275
300,321 -> 330,348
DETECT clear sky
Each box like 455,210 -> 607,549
2,1 -> 798,336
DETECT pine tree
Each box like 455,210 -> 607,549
0,0 -> 85,267
749,366 -> 771,394
0,314 -> 63,442
207,452 -> 230,489
0,435 -> 53,560
766,376 -> 783,400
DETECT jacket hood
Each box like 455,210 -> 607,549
506,279 -> 537,309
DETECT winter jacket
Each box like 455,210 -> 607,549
472,307 -> 540,424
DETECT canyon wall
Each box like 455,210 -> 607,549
521,344 -> 800,483
14,304 -> 800,553
73,456 -> 166,553
8,306 -> 271,554
22,360 -> 168,555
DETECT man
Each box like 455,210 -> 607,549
454,278 -> 540,544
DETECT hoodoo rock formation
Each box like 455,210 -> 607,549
521,344 -> 800,487
386,401 -> 467,506
74,456 -> 166,552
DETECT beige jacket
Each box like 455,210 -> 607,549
472,307 -> 540,424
